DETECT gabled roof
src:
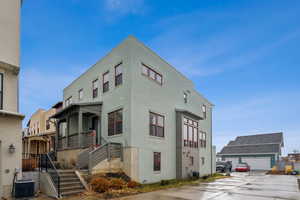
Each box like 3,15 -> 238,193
229,132 -> 283,146
220,144 -> 280,155
219,132 -> 284,155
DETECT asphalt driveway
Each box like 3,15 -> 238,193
118,172 -> 300,200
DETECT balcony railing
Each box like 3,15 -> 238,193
57,131 -> 96,150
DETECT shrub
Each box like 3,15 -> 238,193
90,177 -> 111,193
127,181 -> 141,188
160,180 -> 170,186
110,178 -> 126,190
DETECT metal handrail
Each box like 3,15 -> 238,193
40,153 -> 60,197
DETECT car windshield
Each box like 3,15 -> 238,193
237,164 -> 247,167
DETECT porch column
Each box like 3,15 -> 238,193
97,114 -> 101,145
55,121 -> 59,152
78,109 -> 83,148
28,139 -> 31,156
66,115 -> 70,148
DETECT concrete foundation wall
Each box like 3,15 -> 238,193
57,148 -> 86,168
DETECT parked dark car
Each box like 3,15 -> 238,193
235,163 -> 250,172
216,161 -> 232,172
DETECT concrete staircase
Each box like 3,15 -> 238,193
58,170 -> 85,197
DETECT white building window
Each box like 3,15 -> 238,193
78,89 -> 83,101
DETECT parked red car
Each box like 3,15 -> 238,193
235,163 -> 250,172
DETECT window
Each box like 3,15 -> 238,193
199,131 -> 207,148
190,156 -> 194,166
108,109 -> 123,136
65,96 -> 72,107
183,117 -> 198,148
103,72 -> 109,93
0,73 -> 3,110
149,112 -> 164,137
153,152 -> 161,171
78,89 -> 83,101
201,157 -> 205,165
183,92 -> 187,103
92,79 -> 98,98
142,63 -> 163,85
46,119 -> 50,130
115,62 -> 122,86
202,104 -> 207,119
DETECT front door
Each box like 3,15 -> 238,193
91,116 -> 99,145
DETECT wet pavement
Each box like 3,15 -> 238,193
118,172 -> 300,200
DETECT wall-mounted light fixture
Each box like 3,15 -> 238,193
8,144 -> 16,153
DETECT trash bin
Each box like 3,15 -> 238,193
14,179 -> 35,198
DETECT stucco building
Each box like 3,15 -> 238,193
0,0 -> 24,197
23,102 -> 62,158
52,36 -> 215,183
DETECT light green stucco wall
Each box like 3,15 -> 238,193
63,36 -> 213,183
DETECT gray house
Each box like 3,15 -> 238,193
52,36 -> 215,183
218,132 -> 284,170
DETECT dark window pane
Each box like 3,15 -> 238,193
154,152 -> 161,171
150,125 -> 156,136
116,121 -> 122,134
115,74 -> 122,86
157,126 -> 164,137
103,82 -> 109,93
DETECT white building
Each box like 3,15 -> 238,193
0,0 -> 24,198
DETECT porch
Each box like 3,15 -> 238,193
51,102 -> 103,151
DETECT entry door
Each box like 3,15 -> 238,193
91,117 -> 99,144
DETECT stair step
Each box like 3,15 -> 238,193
57,169 -> 76,173
60,185 -> 84,192
60,177 -> 80,182
61,189 -> 85,196
60,182 -> 83,187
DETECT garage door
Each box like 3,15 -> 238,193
242,157 -> 271,170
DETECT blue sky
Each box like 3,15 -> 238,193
20,0 -> 300,154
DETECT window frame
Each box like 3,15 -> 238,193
78,88 -> 83,101
202,104 -> 207,119
0,73 -> 3,110
103,71 -> 109,93
153,152 -> 161,172
108,109 -> 123,136
200,131 -> 207,148
183,117 -> 198,148
46,119 -> 50,130
92,79 -> 98,98
141,63 -> 163,85
183,92 -> 188,103
115,62 -> 123,87
149,112 -> 165,138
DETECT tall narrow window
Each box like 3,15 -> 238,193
202,104 -> 207,119
150,112 -> 165,137
0,73 -> 3,110
115,63 -> 122,86
46,119 -> 50,130
103,72 -> 109,93
183,117 -> 198,148
92,79 -> 98,98
153,152 -> 161,171
200,131 -> 207,148
78,89 -> 83,101
108,109 -> 123,136
183,92 -> 187,103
